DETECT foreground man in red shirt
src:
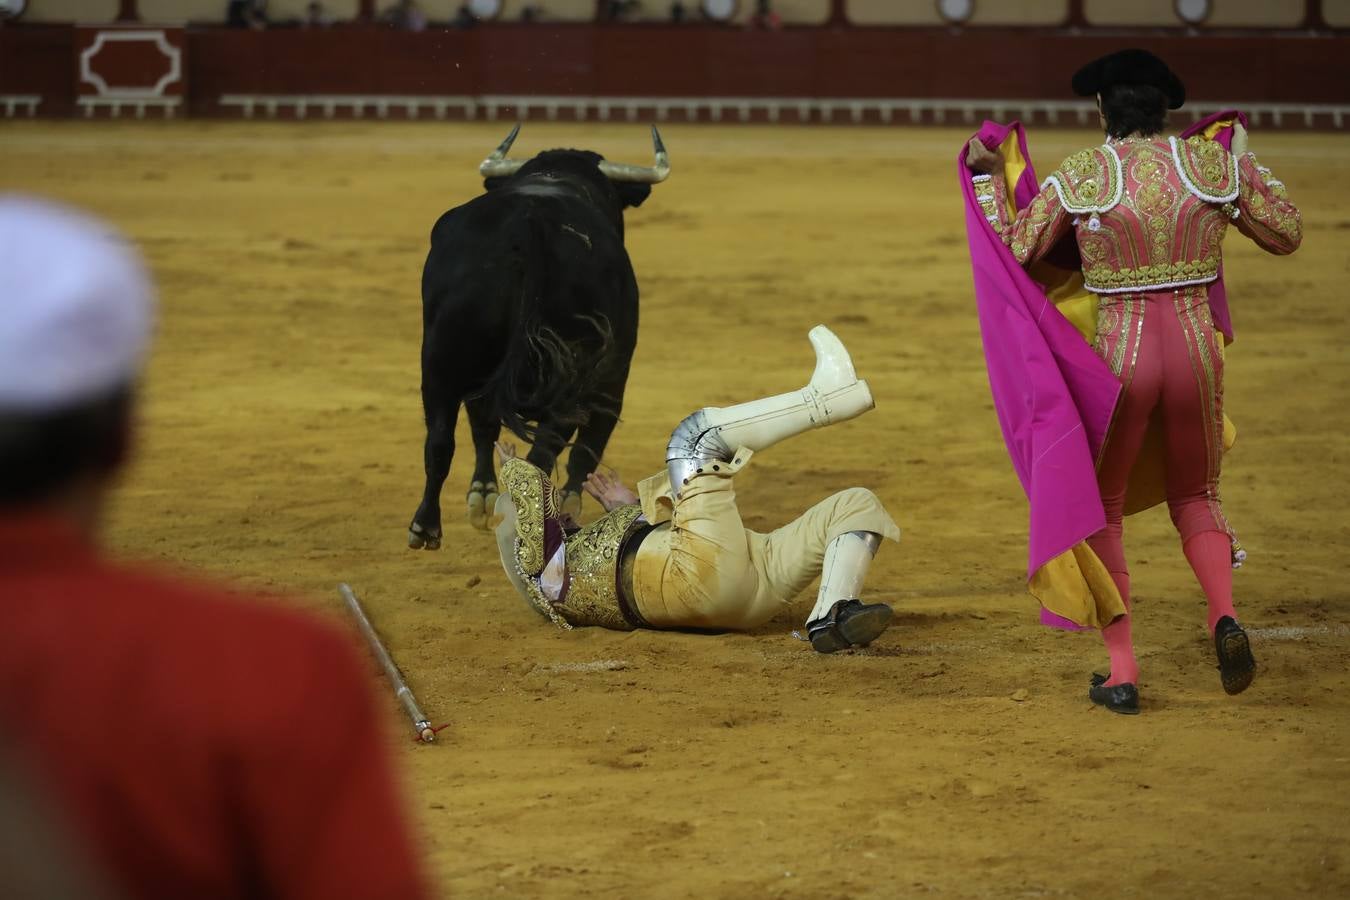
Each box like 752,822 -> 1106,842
0,195 -> 430,899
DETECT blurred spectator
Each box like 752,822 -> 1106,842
381,0 -> 428,30
0,195 -> 431,899
226,0 -> 268,29
604,0 -> 641,21
747,0 -> 781,29
302,0 -> 334,27
453,2 -> 478,27
670,1 -> 685,23
521,3 -> 542,21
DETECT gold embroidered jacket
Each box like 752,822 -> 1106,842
975,136 -> 1301,295
498,458 -> 647,631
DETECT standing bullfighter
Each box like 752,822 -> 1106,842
409,126 -> 670,550
965,49 -> 1302,713
490,326 -> 902,653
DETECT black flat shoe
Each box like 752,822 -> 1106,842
807,599 -> 893,653
1090,672 -> 1109,687
1088,681 -> 1140,715
1214,616 -> 1256,695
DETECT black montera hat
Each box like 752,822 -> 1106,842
1071,48 -> 1185,110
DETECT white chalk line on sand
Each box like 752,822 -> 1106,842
793,625 -> 1349,655
526,626 -> 1343,672
1247,624 -> 1349,641
535,659 -> 629,674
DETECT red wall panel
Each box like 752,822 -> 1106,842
3,23 -> 1348,120
700,30 -> 823,97
474,26 -> 597,95
0,25 -> 77,116
592,29 -> 711,96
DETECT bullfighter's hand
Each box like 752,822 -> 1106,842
583,470 -> 638,512
966,138 -> 1005,175
1230,122 -> 1249,158
495,441 -> 518,465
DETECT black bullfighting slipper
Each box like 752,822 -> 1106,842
1088,681 -> 1140,715
1214,616 -> 1256,695
1090,672 -> 1109,687
807,599 -> 893,654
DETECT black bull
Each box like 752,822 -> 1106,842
408,126 -> 670,549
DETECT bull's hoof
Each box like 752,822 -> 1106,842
559,489 -> 582,520
408,521 -> 441,550
466,481 -> 499,532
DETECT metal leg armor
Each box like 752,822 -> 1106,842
665,325 -> 874,498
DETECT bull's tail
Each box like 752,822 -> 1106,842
487,315 -> 619,443
471,217 -> 620,443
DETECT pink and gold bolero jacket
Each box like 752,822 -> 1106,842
976,135 -> 1301,298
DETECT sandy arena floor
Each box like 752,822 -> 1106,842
4,120 -> 1349,898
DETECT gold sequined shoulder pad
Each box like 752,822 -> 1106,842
1170,135 -> 1239,204
498,457 -> 560,577
1041,145 -> 1123,215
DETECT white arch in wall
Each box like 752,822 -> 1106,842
79,30 -> 182,98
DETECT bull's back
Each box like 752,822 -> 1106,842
425,192 -> 635,334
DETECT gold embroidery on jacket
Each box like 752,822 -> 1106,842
1043,146 -> 1123,214
499,458 -> 559,576
1006,187 -> 1065,264
1083,258 -> 1223,292
1001,138 -> 1300,294
1079,141 -> 1233,293
1236,153 -> 1302,252
1171,136 -> 1239,202
556,505 -> 646,630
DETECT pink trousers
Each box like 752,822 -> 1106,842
1087,286 -> 1232,578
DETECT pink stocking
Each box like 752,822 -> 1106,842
1100,571 -> 1138,686
1183,530 -> 1236,634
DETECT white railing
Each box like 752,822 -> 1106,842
0,95 -> 43,117
76,96 -> 182,118
212,95 -> 1350,127
219,94 -> 477,119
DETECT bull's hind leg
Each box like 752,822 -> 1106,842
409,394 -> 460,550
463,397 -> 502,531
562,403 -> 623,514
561,360 -> 630,518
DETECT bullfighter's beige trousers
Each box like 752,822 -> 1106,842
630,451 -> 900,631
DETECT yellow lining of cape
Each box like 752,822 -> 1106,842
1030,543 -> 1127,629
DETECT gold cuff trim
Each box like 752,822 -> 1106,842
499,458 -> 560,577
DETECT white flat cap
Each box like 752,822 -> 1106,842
0,195 -> 154,413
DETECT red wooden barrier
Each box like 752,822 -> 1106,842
0,25 -> 77,116
2,23 -> 1348,122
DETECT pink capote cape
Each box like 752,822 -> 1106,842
958,111 -> 1247,630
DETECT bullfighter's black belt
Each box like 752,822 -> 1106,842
618,521 -> 658,629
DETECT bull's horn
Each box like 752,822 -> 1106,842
478,123 -> 527,178
596,125 -> 671,185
